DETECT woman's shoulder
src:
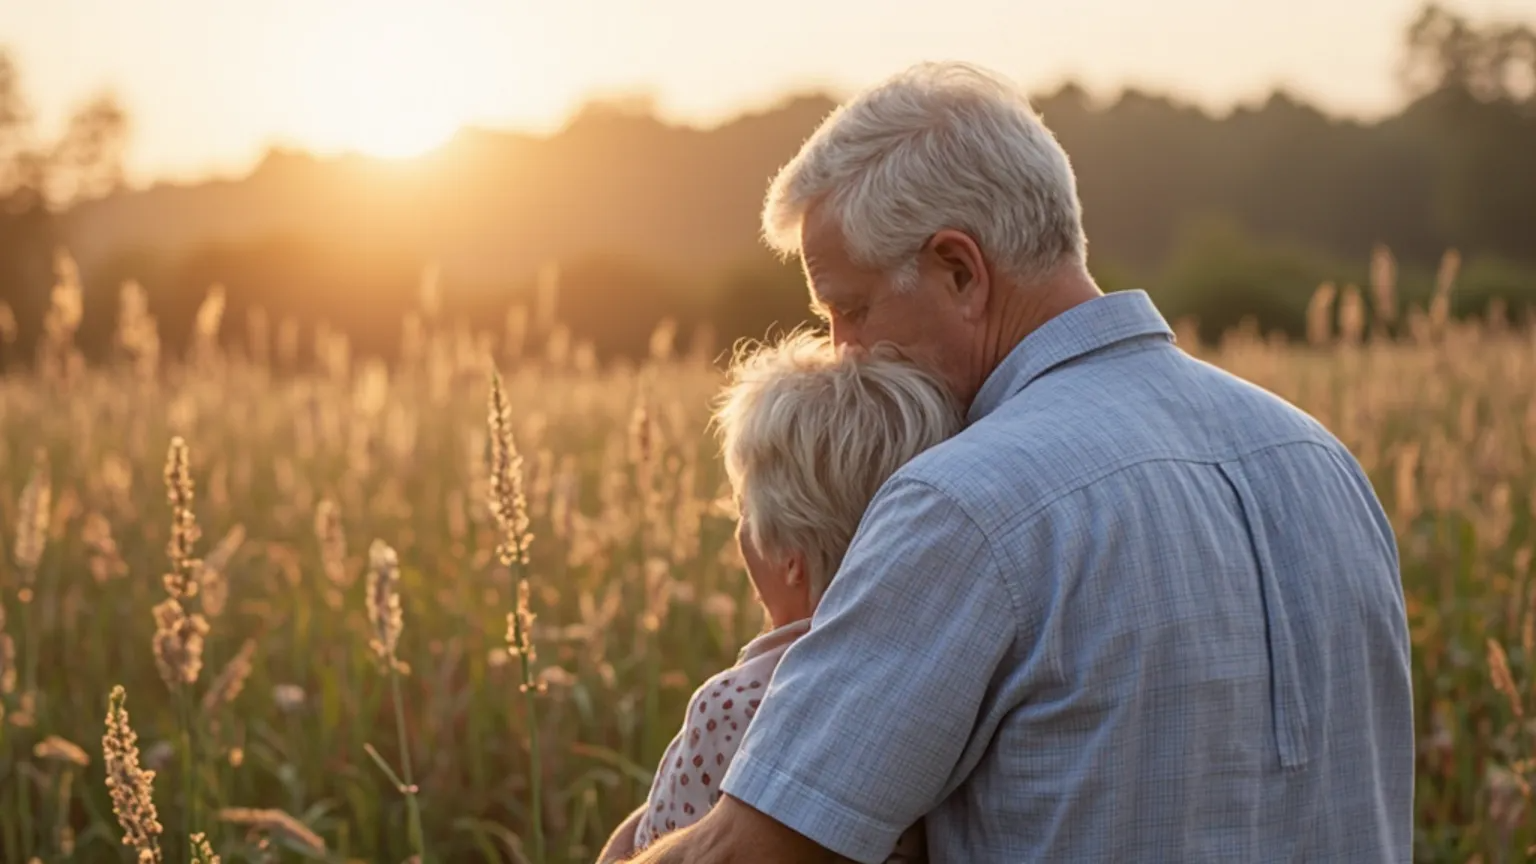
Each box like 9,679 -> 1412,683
688,653 -> 775,728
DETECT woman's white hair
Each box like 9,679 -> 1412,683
763,61 -> 1086,288
714,331 -> 961,602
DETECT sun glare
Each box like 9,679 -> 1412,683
327,103 -> 458,160
290,3 -> 483,160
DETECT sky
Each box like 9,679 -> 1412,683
4,0 -> 1536,185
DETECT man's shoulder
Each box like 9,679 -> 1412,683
885,416 -> 1082,538
889,350 -> 1343,535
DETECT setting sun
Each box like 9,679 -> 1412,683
285,2 -> 485,158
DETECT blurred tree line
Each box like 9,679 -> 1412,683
0,51 -> 127,369
2,2 -> 1536,370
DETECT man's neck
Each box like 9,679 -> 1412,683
970,260 -> 1102,399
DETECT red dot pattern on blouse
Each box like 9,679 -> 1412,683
634,658 -> 786,849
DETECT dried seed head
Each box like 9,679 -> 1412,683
83,511 -> 129,583
163,438 -> 201,599
1488,638 -> 1523,719
217,808 -> 326,854
14,449 -> 51,574
0,632 -> 15,695
314,499 -> 350,588
271,684 -> 306,712
34,734 -> 90,767
194,285 -> 226,344
641,557 -> 672,634
1369,244 -> 1397,329
198,524 -> 245,618
1305,283 -> 1336,347
506,580 -> 538,666
1393,443 -> 1421,525
628,395 -> 665,539
537,666 -> 575,689
8,689 -> 36,727
201,639 -> 258,713
1485,764 -> 1530,836
550,455 -> 578,541
1337,285 -> 1365,346
56,769 -> 77,853
46,250 -> 84,339
671,458 -> 701,564
487,371 -> 533,567
151,599 -> 209,690
117,281 -> 161,373
190,831 -> 221,864
366,539 -> 404,669
102,686 -> 163,862
1435,248 -> 1461,297
628,397 -> 656,469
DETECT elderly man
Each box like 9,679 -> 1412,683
625,61 -> 1413,863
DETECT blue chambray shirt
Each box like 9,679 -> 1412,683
719,291 -> 1414,863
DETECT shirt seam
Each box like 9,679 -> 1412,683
969,328 -> 1173,425
883,476 -> 1023,650
724,749 -> 902,863
1007,330 -> 1174,402
945,435 -> 1342,540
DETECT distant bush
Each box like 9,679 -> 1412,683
1150,216 -> 1355,342
1146,217 -> 1536,342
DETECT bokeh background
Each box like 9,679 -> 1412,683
4,3 -> 1536,863
2,1 -> 1535,364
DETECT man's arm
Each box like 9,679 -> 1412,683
626,795 -> 847,864
596,805 -> 645,864
710,478 -> 1015,861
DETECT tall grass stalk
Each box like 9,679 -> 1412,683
13,269 -> 1536,859
363,538 -> 426,862
488,369 -> 545,863
508,581 -> 544,863
390,661 -> 426,856
178,687 -> 195,860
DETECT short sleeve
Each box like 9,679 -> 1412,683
719,478 -> 1017,863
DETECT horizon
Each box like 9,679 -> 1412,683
79,81 -> 1391,195
6,0 -> 1536,187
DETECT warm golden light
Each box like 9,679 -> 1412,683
287,3 -> 481,159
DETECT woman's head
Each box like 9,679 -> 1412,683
714,331 -> 962,624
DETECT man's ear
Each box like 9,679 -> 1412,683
927,229 -> 991,322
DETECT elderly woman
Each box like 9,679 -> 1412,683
597,331 -> 960,863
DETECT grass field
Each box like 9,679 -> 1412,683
1,260 -> 1533,863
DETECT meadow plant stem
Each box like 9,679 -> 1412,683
511,584 -> 545,864
178,687 -> 195,860
643,649 -> 660,759
18,583 -> 35,859
389,665 -> 426,861
22,579 -> 37,693
17,769 -> 33,861
50,768 -> 66,859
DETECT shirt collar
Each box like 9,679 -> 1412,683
737,618 -> 811,663
967,290 -> 1174,425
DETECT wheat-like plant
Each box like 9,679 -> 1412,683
488,367 -> 546,863
102,686 -> 162,863
362,537 -> 426,861
2,255 -> 1534,860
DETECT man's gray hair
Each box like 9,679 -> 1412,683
763,61 -> 1087,288
714,331 -> 961,602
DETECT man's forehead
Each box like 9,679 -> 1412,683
798,202 -> 847,268
803,261 -> 855,306
799,236 -> 869,304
